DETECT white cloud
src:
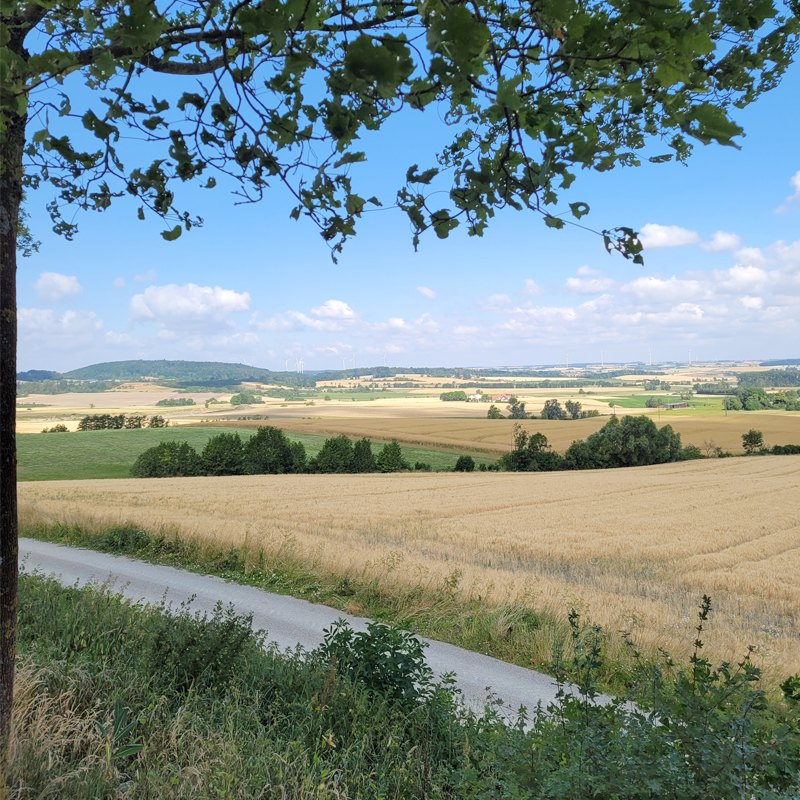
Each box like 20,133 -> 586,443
577,266 -> 600,277
112,277 -> 126,290
713,265 -> 769,293
622,276 -> 708,303
700,231 -> 742,253
33,272 -> 82,303
639,223 -> 701,249
733,247 -> 767,268
520,279 -> 543,297
130,283 -> 250,331
417,286 -> 437,299
134,269 -> 158,283
19,308 -> 103,350
775,170 -> 800,213
564,274 -> 615,294
310,299 -> 358,319
741,296 -> 764,309
248,312 -> 296,331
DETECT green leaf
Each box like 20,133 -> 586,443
544,215 -> 565,229
161,225 -> 182,241
569,202 -> 589,219
334,151 -> 366,169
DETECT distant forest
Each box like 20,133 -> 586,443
737,370 -> 800,388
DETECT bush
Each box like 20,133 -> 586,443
148,415 -> 167,428
320,620 -> 434,706
439,390 -> 468,401
453,455 -> 475,472
155,397 -> 196,406
771,444 -> 800,455
41,423 -> 68,433
201,432 -> 245,475
564,415 -> 683,470
680,444 -> 704,460
501,425 -> 563,472
243,426 -> 295,474
311,434 -> 355,473
130,441 -> 203,478
229,391 -> 264,405
541,399 -> 567,420
352,438 -> 377,472
375,439 -> 410,472
487,404 -> 503,419
742,428 -> 765,454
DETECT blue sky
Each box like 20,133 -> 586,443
18,64 -> 800,373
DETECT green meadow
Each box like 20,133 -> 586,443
17,427 -> 494,481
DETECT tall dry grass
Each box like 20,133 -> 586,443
19,456 -> 800,679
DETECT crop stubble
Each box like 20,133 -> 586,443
19,456 -> 800,677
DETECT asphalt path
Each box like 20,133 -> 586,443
19,538 -> 614,722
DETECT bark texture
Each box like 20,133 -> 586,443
0,100 -> 25,796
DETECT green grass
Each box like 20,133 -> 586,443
600,395 -> 724,409
17,427 -> 496,481
14,574 -> 799,799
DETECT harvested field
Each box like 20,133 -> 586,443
191,411 -> 800,455
19,456 -> 800,678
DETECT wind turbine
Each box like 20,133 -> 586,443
566,353 -> 569,369
341,356 -> 346,370
299,357 -> 304,374
383,352 -> 387,367
352,355 -> 356,369
648,349 -> 652,366
688,349 -> 692,366
601,350 -> 604,369
284,358 -> 290,371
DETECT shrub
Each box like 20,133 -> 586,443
41,423 -> 68,433
320,620 -> 434,706
680,444 -> 704,460
541,399 -> 567,420
742,428 -> 765,454
375,439 -> 410,472
414,461 -> 432,471
439,390 -> 468,401
230,391 -> 264,405
454,455 -> 475,472
130,441 -> 203,478
311,434 -> 354,473
352,438 -> 377,472
771,443 -> 800,455
564,415 -> 683,469
243,426 -> 295,474
487,404 -> 503,419
155,397 -> 196,406
501,425 -> 563,471
147,415 -> 167,428
201,432 -> 245,475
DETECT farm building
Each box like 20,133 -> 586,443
493,393 -> 512,402
663,402 -> 690,410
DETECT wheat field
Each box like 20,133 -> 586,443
19,456 -> 800,678
195,411 -> 800,456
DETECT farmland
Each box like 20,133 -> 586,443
16,427 -> 495,481
19,456 -> 800,681
197,410 -> 800,456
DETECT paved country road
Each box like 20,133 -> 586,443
19,538 -> 612,722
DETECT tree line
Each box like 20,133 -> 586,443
488,398 -> 600,420
78,414 -> 168,430
130,428 -> 420,478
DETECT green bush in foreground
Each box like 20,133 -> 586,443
10,576 -> 800,799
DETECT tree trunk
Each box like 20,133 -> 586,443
0,100 -> 25,791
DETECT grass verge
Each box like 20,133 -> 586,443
10,573 -> 800,798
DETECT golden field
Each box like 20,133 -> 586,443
195,411 -> 800,456
19,456 -> 800,678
